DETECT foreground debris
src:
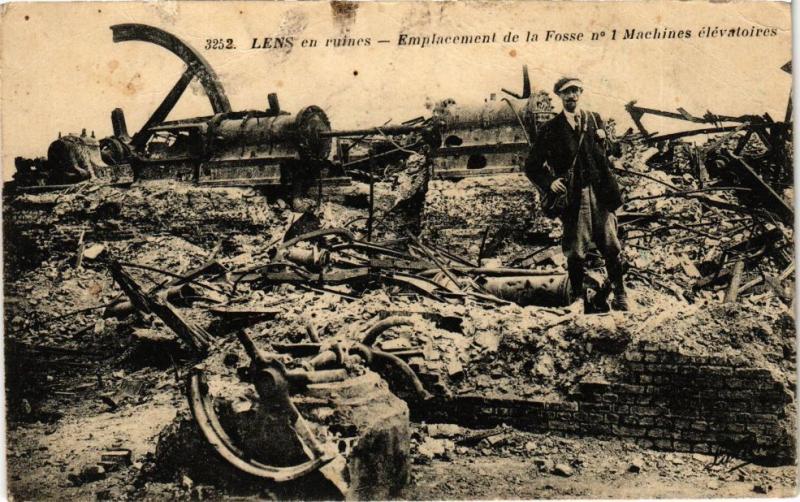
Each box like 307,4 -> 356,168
5,124 -> 796,498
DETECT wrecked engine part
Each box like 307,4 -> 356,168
431,66 -> 556,179
623,64 -> 792,225
179,329 -> 411,499
12,131 -> 130,188
188,331 -> 337,482
477,273 -> 570,307
109,24 -> 337,189
704,149 -> 793,224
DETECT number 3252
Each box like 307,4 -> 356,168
205,39 -> 236,50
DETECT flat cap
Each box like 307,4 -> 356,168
554,77 -> 583,94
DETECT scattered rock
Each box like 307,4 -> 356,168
95,487 -> 123,500
83,243 -> 106,260
628,456 -> 644,473
486,434 -> 508,447
534,354 -> 555,378
577,315 -> 631,354
669,454 -> 684,465
100,449 -> 132,468
474,332 -> 500,352
426,423 -> 463,438
93,319 -> 106,334
552,463 -> 574,477
447,360 -> 465,379
230,398 -> 253,414
181,474 -> 194,491
380,337 -> 412,351
68,464 -> 106,486
753,483 -> 772,494
99,395 -> 118,412
417,438 -> 452,463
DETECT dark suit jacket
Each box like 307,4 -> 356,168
524,110 -> 622,219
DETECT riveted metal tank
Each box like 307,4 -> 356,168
431,90 -> 555,176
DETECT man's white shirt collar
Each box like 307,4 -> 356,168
563,109 -> 582,130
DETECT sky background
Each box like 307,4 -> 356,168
0,1 -> 792,179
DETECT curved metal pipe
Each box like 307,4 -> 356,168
351,343 -> 432,402
111,23 -> 231,114
187,370 -> 333,482
361,316 -> 415,346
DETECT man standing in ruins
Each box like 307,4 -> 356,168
524,77 -> 630,311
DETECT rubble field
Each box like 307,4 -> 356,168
3,137 -> 797,499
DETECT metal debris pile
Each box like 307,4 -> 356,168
5,122 -> 796,498
613,129 -> 793,308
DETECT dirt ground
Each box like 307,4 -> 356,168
7,389 -> 797,500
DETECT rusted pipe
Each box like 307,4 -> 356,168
418,267 -> 564,277
188,370 -> 334,482
477,274 -> 571,307
286,368 -> 348,385
361,316 -> 415,346
350,343 -> 432,401
305,319 -> 321,343
280,228 -> 354,250
282,246 -> 330,270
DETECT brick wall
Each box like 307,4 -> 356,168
414,341 -> 795,464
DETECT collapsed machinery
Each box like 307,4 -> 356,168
335,67 -> 557,180
11,24 -> 439,192
623,60 -> 794,224
429,72 -> 556,178
10,23 -> 556,192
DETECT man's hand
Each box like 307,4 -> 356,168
550,178 -> 567,194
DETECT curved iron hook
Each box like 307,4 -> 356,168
187,370 -> 334,482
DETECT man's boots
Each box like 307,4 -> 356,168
607,256 -> 631,311
567,258 -> 585,304
611,280 -> 630,311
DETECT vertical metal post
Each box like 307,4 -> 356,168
317,164 -> 323,208
724,260 -> 745,303
477,226 -> 490,265
785,88 -> 792,124
693,144 -> 708,188
367,150 -> 375,242
75,230 -> 86,269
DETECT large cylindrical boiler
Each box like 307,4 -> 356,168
209,106 -> 332,163
135,105 -> 332,181
433,91 -> 554,142
430,91 -> 555,172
